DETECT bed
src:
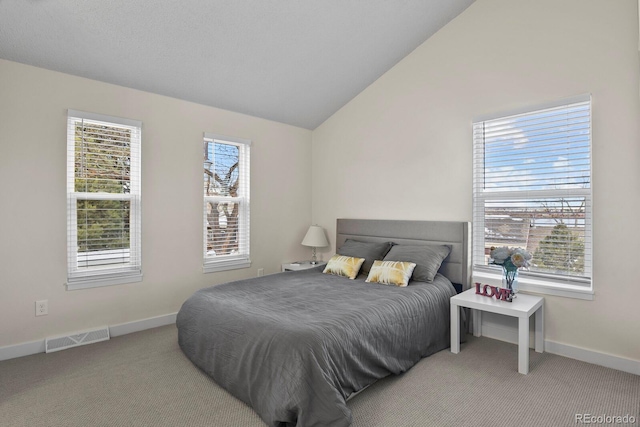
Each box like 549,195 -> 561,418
177,219 -> 471,427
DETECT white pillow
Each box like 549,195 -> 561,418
365,260 -> 417,287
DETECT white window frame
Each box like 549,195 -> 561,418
203,133 -> 251,273
66,110 -> 142,290
472,95 -> 593,300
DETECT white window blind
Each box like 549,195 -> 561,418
203,133 -> 251,273
472,96 -> 592,294
66,110 -> 142,290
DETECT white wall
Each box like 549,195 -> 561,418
0,59 -> 312,347
312,0 -> 640,362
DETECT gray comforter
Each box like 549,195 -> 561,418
176,266 -> 457,427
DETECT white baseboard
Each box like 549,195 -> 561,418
480,324 -> 640,376
480,323 -> 521,345
109,312 -> 177,337
544,340 -> 640,376
0,312 -> 178,362
3,313 -> 638,377
0,339 -> 46,362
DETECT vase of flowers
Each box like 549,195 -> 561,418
489,246 -> 532,300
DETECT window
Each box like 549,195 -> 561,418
66,110 -> 142,290
203,133 -> 251,273
472,95 -> 593,299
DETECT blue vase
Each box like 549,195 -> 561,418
511,270 -> 519,294
502,266 -> 519,297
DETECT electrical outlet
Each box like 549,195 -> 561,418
257,268 -> 264,277
35,300 -> 48,316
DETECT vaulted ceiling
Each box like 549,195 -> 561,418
0,0 -> 474,129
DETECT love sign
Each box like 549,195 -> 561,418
475,282 -> 513,302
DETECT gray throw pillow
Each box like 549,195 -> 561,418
383,244 -> 451,283
337,239 -> 393,274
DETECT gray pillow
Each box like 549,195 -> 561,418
337,239 -> 393,274
383,244 -> 451,283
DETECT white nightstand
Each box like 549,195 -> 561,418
450,288 -> 544,374
281,261 -> 326,272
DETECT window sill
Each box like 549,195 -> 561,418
472,269 -> 594,301
66,272 -> 143,291
203,258 -> 251,274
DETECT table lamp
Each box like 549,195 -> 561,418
301,225 -> 329,264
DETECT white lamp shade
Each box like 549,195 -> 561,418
301,225 -> 329,248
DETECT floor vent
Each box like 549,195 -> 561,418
45,327 -> 110,353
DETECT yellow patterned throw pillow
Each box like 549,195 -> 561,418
322,255 -> 366,280
365,260 -> 417,287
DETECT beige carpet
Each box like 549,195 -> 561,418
1,325 -> 638,427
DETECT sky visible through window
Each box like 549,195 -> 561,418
481,103 -> 590,228
476,100 -> 591,279
205,141 -> 239,197
483,103 -> 590,193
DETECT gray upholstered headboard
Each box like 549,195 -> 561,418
336,219 -> 471,289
